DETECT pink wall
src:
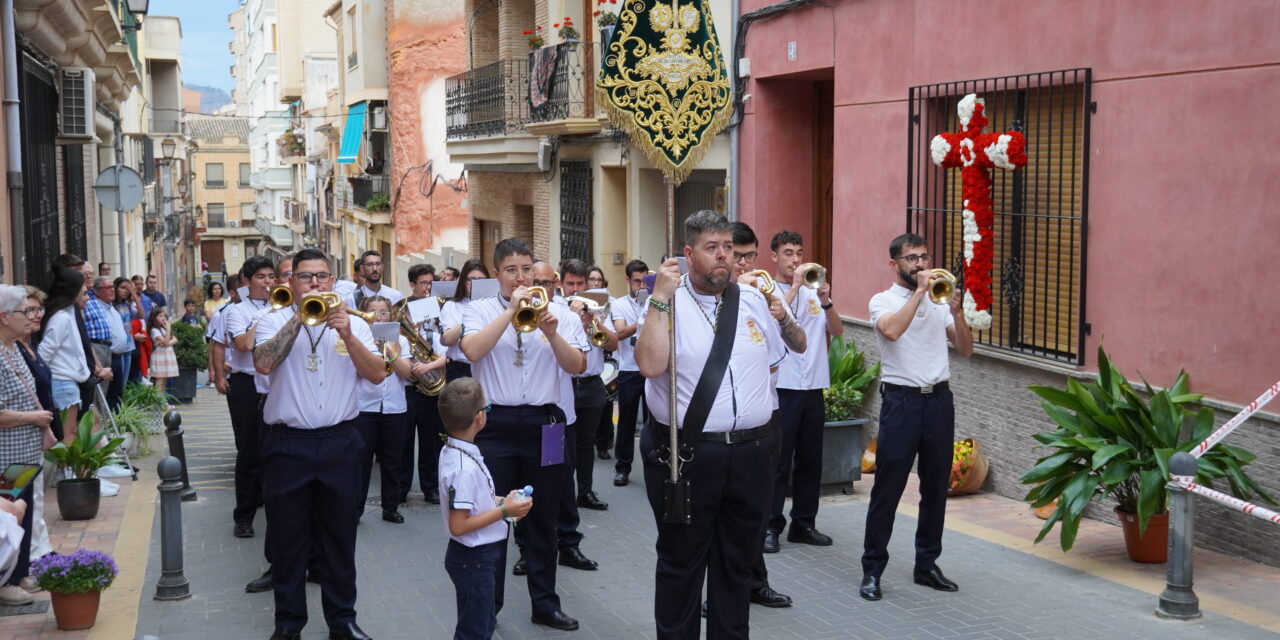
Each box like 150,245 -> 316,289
737,0 -> 1280,403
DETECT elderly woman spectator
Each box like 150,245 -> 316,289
38,270 -> 90,444
0,284 -> 56,606
14,287 -> 56,566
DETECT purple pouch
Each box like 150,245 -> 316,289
541,422 -> 566,466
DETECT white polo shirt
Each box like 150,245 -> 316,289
869,283 -> 954,387
644,279 -> 784,432
359,284 -> 404,305
776,283 -> 831,391
462,296 -> 589,407
438,437 -> 507,547
205,304 -> 233,365
611,294 -> 645,372
226,298 -> 274,393
358,335 -> 411,414
256,307 -> 379,429
439,299 -> 470,364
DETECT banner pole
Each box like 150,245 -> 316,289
666,180 -> 679,482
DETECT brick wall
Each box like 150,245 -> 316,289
844,320 -> 1280,568
499,0 -> 536,62
466,0 -> 499,66
531,178 -> 550,260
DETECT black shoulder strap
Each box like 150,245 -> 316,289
679,283 -> 740,447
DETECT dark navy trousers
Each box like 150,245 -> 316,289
228,372 -> 264,525
611,371 -> 646,475
445,539 -> 504,640
356,411 -> 407,513
861,385 -> 955,577
770,389 -> 826,533
401,389 -> 446,501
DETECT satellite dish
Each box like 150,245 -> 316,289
93,165 -> 146,212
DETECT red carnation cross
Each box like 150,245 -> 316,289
930,94 -> 1027,330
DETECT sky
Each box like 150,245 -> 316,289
154,0 -> 239,95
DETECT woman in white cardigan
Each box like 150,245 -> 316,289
37,270 -> 90,444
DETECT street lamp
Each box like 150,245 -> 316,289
161,138 -> 176,161
127,0 -> 150,15
177,181 -> 188,197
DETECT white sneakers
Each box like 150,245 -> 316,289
97,463 -> 133,478
0,584 -> 34,606
99,479 -> 120,497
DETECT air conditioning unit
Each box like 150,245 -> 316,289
227,220 -> 240,228
369,106 -> 388,132
58,68 -> 95,139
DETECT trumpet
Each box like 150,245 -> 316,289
744,270 -> 776,296
270,286 -> 376,326
391,299 -> 446,396
269,284 -> 293,310
512,286 -> 549,333
796,263 -> 826,289
928,269 -> 957,305
589,318 -> 608,348
568,295 -> 612,347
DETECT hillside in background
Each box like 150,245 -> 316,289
185,84 -> 231,114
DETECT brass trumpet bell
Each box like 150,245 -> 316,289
796,263 -> 826,289
269,285 -> 293,310
590,318 -> 608,348
512,286 -> 549,333
567,294 -> 611,347
928,269 -> 957,305
298,292 -> 376,326
744,270 -> 776,296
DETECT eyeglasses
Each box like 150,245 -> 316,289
733,251 -> 758,263
294,272 -> 333,283
895,253 -> 931,265
17,306 -> 44,318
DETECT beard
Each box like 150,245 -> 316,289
366,272 -> 382,284
695,265 -> 731,294
898,265 -> 922,289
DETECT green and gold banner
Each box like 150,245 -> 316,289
596,0 -> 732,186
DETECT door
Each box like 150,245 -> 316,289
480,220 -> 501,274
19,56 -> 60,290
201,240 -> 225,277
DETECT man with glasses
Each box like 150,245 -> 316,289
460,240 -> 588,631
85,277 -> 120,408
859,233 -> 973,602
225,256 -> 277,539
254,249 -> 387,640
355,250 -> 404,306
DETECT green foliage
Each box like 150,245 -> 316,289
121,381 -> 171,411
171,321 -> 207,370
365,193 -> 391,212
823,337 -> 881,422
44,413 -> 126,480
111,402 -> 158,458
1020,345 -> 1274,552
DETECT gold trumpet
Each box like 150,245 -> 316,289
567,295 -> 612,347
391,299 -> 446,396
269,286 -> 376,326
928,269 -> 958,305
796,263 -> 826,289
512,286 -> 549,333
744,270 -> 776,296
589,318 -> 608,348
269,284 -> 293,310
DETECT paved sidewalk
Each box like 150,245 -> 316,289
133,388 -> 1280,639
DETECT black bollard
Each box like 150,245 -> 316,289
154,456 -> 191,601
1156,452 -> 1200,619
163,410 -> 197,502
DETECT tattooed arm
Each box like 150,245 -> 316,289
777,312 -> 807,354
254,313 -> 303,375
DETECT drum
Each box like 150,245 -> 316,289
601,357 -> 620,403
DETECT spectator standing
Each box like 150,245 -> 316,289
14,288 -> 55,565
38,271 -> 91,443
148,308 -> 178,396
204,281 -> 228,322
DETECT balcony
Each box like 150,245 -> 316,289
526,42 -> 605,137
150,118 -> 184,135
253,215 -> 294,246
446,59 -> 531,140
350,175 -> 389,209
207,213 -> 226,228
205,181 -> 226,189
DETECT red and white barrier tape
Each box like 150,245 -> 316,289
1173,476 -> 1280,526
1190,380 -> 1280,458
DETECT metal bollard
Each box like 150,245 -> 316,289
1156,452 -> 1200,619
154,456 -> 192,601
163,410 -> 197,502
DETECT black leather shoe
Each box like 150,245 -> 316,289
269,627 -> 301,640
531,610 -> 579,631
245,569 -> 273,593
913,566 -> 958,592
859,575 -> 882,601
558,545 -> 599,570
597,448 -> 612,460
234,522 -> 254,538
700,600 -> 708,618
750,585 -> 793,607
786,526 -> 833,546
512,556 -> 527,576
381,509 -> 405,524
762,530 -> 780,553
577,491 -> 609,510
613,472 -> 629,487
328,621 -> 373,639
425,492 -> 440,505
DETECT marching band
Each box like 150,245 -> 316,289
233,220 -> 967,640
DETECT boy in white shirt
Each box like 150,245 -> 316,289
437,378 -> 532,640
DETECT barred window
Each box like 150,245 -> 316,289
907,69 -> 1092,364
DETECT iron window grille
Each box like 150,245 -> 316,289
907,68 -> 1092,364
559,160 -> 592,264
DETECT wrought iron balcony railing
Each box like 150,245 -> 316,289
350,175 -> 390,211
446,59 -> 531,140
529,41 -> 603,124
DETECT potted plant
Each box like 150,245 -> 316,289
1020,346 -> 1274,562
30,549 -> 118,630
596,0 -> 619,45
821,337 -> 880,490
524,26 -> 545,50
44,414 -> 126,521
555,17 -> 579,46
948,437 -> 988,496
276,129 -> 305,157
365,192 -> 391,212
170,321 -> 207,404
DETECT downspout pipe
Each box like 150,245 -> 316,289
728,0 -> 740,220
3,0 -> 24,280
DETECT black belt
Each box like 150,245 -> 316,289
90,339 -> 111,346
882,381 -> 949,395
230,371 -> 256,378
699,423 -> 772,444
572,377 -> 604,388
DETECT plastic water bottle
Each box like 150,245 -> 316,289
504,486 -> 533,523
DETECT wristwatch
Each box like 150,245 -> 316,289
821,301 -> 834,310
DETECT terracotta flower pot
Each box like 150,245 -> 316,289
948,437 -> 989,496
1116,508 -> 1169,563
50,590 -> 101,630
861,436 -> 877,474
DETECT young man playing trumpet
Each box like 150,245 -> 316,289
767,230 -> 844,550
253,249 -> 388,640
225,256 -> 277,539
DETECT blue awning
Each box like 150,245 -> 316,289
336,102 -> 366,164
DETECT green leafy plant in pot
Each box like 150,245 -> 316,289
823,337 -> 880,423
170,321 -> 207,403
45,413 -> 126,520
31,549 -> 118,630
1020,346 -> 1273,561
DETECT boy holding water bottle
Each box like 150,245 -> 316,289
437,378 -> 533,639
